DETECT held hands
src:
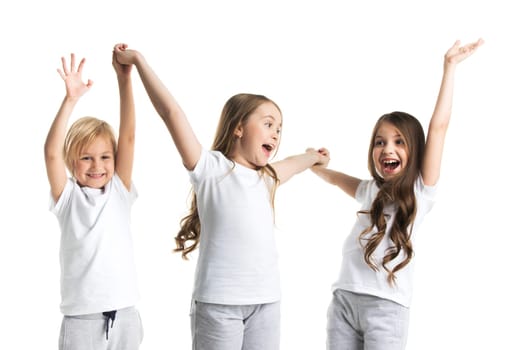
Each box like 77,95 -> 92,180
112,43 -> 133,77
113,43 -> 141,66
306,147 -> 330,168
445,38 -> 484,66
57,53 -> 93,99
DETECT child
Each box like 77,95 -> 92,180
44,45 -> 143,350
310,39 -> 483,350
113,44 -> 329,350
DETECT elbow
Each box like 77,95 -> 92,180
44,144 -> 59,162
430,119 -> 450,134
44,149 -> 61,165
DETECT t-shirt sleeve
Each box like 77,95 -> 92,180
189,150 -> 227,185
49,178 -> 74,216
414,175 -> 438,216
113,174 -> 138,204
416,175 -> 438,201
355,179 -> 370,204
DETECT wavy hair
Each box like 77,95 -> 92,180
358,111 -> 425,285
175,93 -> 281,259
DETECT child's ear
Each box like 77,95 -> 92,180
234,123 -> 243,138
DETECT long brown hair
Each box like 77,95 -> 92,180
175,93 -> 281,259
358,111 -> 425,285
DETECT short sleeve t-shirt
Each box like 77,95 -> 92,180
332,176 -> 437,307
51,175 -> 139,315
189,150 -> 280,305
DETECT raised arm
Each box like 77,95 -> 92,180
422,38 -> 483,186
310,165 -> 362,198
272,147 -> 329,185
112,44 -> 135,190
44,54 -> 93,202
113,44 -> 201,170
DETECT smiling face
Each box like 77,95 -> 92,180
372,121 -> 409,180
229,101 -> 282,169
73,136 -> 115,188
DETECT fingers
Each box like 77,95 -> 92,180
58,54 -> 87,78
70,53 -> 75,74
317,147 -> 330,157
445,38 -> 483,64
60,56 -> 68,75
113,43 -> 128,52
56,67 -> 65,80
77,57 -> 86,74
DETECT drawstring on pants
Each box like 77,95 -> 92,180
102,310 -> 117,340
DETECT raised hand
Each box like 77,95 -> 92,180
112,43 -> 133,76
306,147 -> 330,167
445,38 -> 484,65
113,43 -> 141,66
57,53 -> 93,99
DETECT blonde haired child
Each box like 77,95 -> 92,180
311,39 -> 483,350
44,46 -> 143,350
114,44 -> 329,350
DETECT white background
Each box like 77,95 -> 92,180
1,0 -> 523,349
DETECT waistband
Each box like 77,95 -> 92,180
65,306 -> 136,320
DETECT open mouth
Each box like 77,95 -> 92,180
382,159 -> 400,172
262,144 -> 274,155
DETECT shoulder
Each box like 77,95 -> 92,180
415,174 -> 438,199
50,177 -> 76,213
111,174 -> 138,201
191,150 -> 231,174
355,178 -> 374,200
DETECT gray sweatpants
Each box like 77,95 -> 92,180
59,307 -> 143,350
190,300 -> 280,350
326,289 -> 410,350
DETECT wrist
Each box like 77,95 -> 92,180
64,95 -> 81,103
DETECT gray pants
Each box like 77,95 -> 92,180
190,300 -> 280,350
326,289 -> 410,350
59,307 -> 143,350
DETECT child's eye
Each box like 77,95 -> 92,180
395,139 -> 405,145
102,155 -> 112,160
374,140 -> 384,146
80,156 -> 91,161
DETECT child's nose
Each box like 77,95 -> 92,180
383,143 -> 395,154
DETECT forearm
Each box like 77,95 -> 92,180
116,75 -> 136,188
273,151 -> 321,184
45,96 -> 79,159
430,63 -> 457,132
286,151 -> 322,173
133,55 -> 185,121
45,96 -> 78,201
117,76 -> 135,143
310,167 -> 360,198
132,52 -> 201,170
422,62 -> 457,186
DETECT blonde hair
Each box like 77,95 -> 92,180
175,93 -> 281,259
359,111 -> 425,285
63,117 -> 117,175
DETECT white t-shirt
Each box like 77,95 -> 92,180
189,150 -> 280,305
50,175 -> 140,315
333,176 -> 437,307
